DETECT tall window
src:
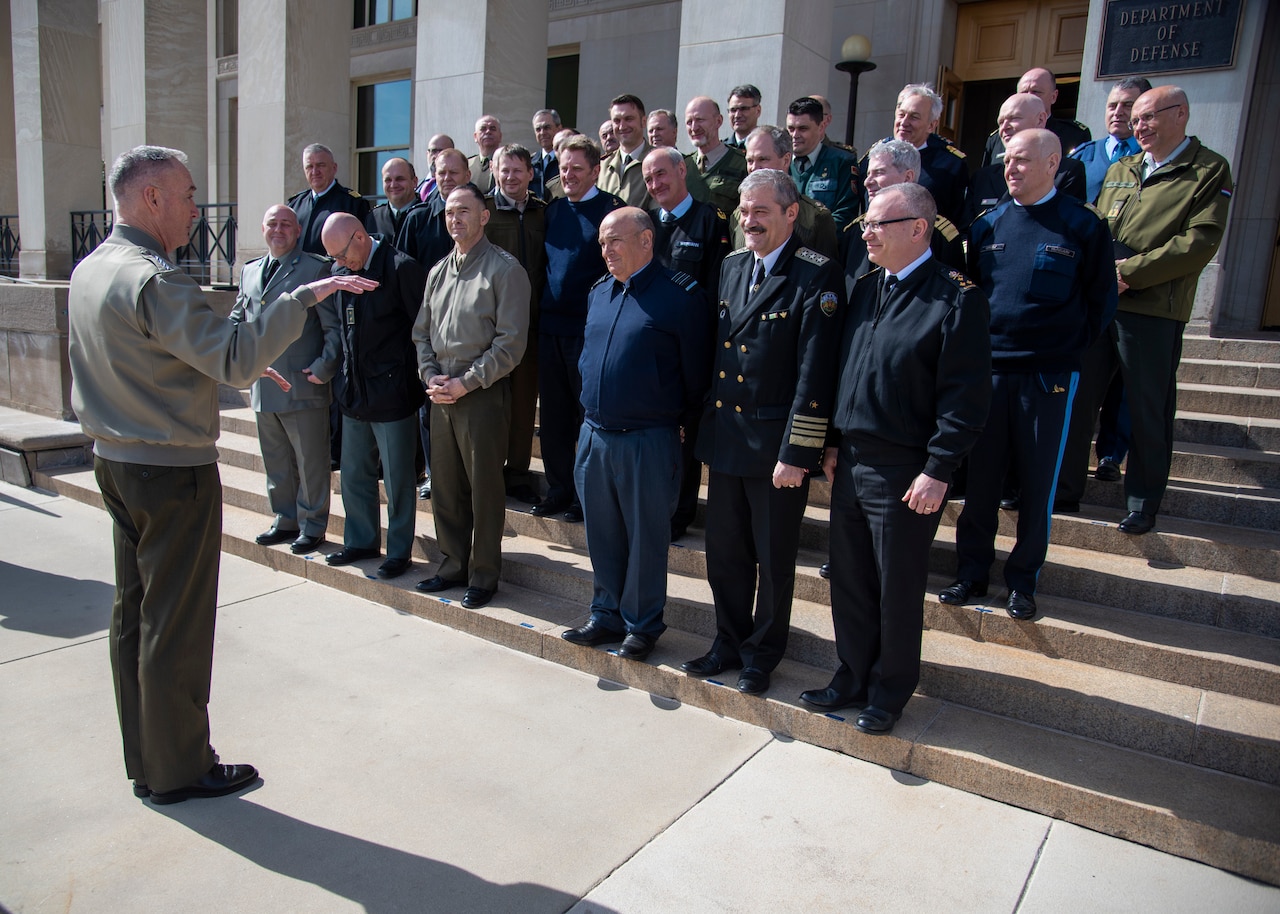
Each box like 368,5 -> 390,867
354,0 -> 416,28
355,79 -> 412,201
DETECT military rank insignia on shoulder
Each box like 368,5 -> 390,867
855,268 -> 881,286
795,247 -> 829,266
712,208 -> 728,221
670,270 -> 698,293
1083,202 -> 1104,220
945,145 -> 966,160
141,251 -> 176,272
936,216 -> 959,241
947,269 -> 977,290
726,247 -> 751,259
589,273 -> 611,291
494,247 -> 519,265
820,291 -> 838,317
348,189 -> 363,199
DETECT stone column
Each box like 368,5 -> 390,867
99,1 -> 208,194
674,0 -> 835,132
236,0 -> 350,267
11,0 -> 102,280
0,2 -> 18,216
413,0 -> 549,177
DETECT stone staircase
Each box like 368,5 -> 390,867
34,332 -> 1280,884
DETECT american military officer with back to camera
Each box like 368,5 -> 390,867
68,145 -> 377,804
681,168 -> 843,697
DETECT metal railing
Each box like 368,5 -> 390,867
71,204 -> 237,285
0,215 -> 18,277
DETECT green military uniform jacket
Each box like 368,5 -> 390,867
685,144 -> 747,216
1097,137 -> 1233,323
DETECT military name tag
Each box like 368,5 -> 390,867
809,179 -> 832,191
1045,245 -> 1076,258
981,243 -> 1005,253
346,304 -> 356,326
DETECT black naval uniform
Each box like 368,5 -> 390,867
649,196 -> 731,538
365,199 -> 422,242
825,258 -> 990,714
841,215 -> 965,279
396,188 -> 454,271
696,236 -> 843,674
288,182 -> 371,256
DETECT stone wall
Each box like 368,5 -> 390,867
0,283 -> 71,420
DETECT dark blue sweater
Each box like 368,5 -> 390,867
968,193 -> 1117,372
541,191 -> 625,336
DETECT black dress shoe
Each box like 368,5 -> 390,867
1118,511 -> 1156,535
1000,497 -> 1020,511
562,504 -> 584,523
737,668 -> 771,694
532,498 -> 570,517
418,479 -> 432,500
562,619 -> 625,646
1007,590 -> 1038,621
149,763 -> 258,805
326,547 -> 379,566
377,556 -> 411,579
507,484 -> 540,505
132,780 -> 149,798
1095,457 -> 1122,482
938,579 -> 987,605
617,632 -> 657,660
681,652 -> 741,677
855,706 -> 900,735
799,687 -> 862,711
416,574 -> 465,593
255,526 -> 298,546
461,586 -> 495,609
290,533 -> 324,554
818,562 -> 831,580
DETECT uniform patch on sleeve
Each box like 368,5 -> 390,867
141,251 -> 176,272
820,291 -> 838,317
671,270 -> 698,293
795,247 -> 829,266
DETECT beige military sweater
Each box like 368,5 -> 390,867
414,235 -> 531,393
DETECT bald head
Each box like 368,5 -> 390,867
684,96 -> 724,152
598,206 -> 654,283
997,93 -> 1048,145
261,203 -> 301,258
1018,68 -> 1058,110
1003,128 -> 1061,204
1131,85 -> 1190,162
321,212 -> 370,271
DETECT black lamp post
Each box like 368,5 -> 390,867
835,35 -> 876,150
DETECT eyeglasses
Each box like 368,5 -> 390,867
1128,104 -> 1182,130
332,228 -> 360,262
863,216 -> 921,233
728,105 -> 760,114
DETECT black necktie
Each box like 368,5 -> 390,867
264,259 -> 279,285
880,273 -> 897,307
749,259 -> 765,299
796,155 -> 810,174
661,211 -> 675,224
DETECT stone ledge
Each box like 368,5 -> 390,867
0,405 -> 90,485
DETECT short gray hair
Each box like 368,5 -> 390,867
739,168 -> 799,210
648,146 -> 685,170
302,143 -> 334,160
747,125 -> 792,157
109,145 -> 188,202
880,183 -> 936,242
1113,77 -> 1152,95
867,139 -> 920,176
898,83 -> 943,121
534,108 -> 561,126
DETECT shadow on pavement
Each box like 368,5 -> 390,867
156,797 -> 619,914
0,560 -> 113,638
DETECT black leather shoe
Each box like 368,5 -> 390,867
1095,457 -> 1122,482
855,706 -> 900,734
562,504 -> 584,523
938,579 -> 987,605
1118,511 -> 1156,535
132,780 -> 149,798
562,619 -> 625,646
670,525 -> 687,542
326,547 -> 379,566
461,587 -> 495,609
377,557 -> 411,579
416,574 -> 464,593
681,652 -> 741,677
418,478 -> 432,500
1000,497 -> 1020,511
532,498 -> 569,517
290,533 -> 324,554
1007,590 -> 1038,621
255,526 -> 298,546
507,484 -> 540,505
737,668 -> 770,694
149,763 -> 258,805
618,632 -> 657,660
818,562 -> 831,580
799,687 -> 862,711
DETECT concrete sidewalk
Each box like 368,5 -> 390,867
1,479 -> 1276,914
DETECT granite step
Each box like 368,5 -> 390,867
1183,334 -> 1280,364
1177,383 -> 1280,420
1178,357 -> 1280,389
32,461 -> 1280,885
1175,411 -> 1280,452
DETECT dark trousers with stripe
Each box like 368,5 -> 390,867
955,369 -> 1078,594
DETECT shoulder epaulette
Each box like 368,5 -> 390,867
589,273 -> 611,290
302,251 -> 333,264
945,144 -> 966,159
1083,202 -> 1104,219
935,216 -> 959,241
945,269 -> 977,291
725,247 -> 751,258
141,250 -> 177,272
841,214 -> 866,235
348,189 -> 363,199
712,207 -> 728,221
855,267 -> 882,284
669,270 -> 698,293
804,195 -> 830,213
493,246 -> 520,265
795,247 -> 829,266
987,128 -> 999,138
245,254 -> 267,266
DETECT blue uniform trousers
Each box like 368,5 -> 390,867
574,424 -> 681,637
340,413 -> 418,560
955,370 -> 1078,594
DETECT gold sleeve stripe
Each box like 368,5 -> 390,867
789,432 -> 827,449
